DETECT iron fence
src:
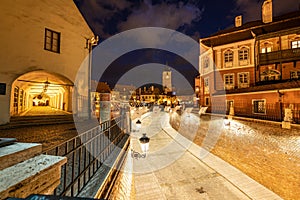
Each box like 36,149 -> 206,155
43,112 -> 130,197
206,102 -> 300,124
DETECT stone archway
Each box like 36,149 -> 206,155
10,70 -> 74,116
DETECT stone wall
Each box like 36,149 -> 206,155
109,151 -> 135,200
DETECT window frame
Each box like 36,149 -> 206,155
238,47 -> 249,61
224,49 -> 233,63
238,72 -> 250,88
291,40 -> 300,49
290,70 -> 300,79
252,99 -> 266,114
224,73 -> 235,89
44,28 -> 61,53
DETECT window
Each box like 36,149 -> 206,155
204,77 -> 209,94
224,50 -> 233,63
253,100 -> 266,114
44,28 -> 61,53
204,78 -> 209,87
224,74 -> 234,90
239,48 -> 249,61
291,40 -> 300,49
290,71 -> 300,79
13,87 -> 19,114
224,74 -> 234,85
204,56 -> 209,68
261,47 -> 272,53
238,72 -> 249,88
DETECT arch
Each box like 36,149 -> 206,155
261,69 -> 281,81
10,70 -> 74,115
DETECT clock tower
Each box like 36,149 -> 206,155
162,67 -> 172,93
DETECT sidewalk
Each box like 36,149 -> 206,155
132,111 -> 282,200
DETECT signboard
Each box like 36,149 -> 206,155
0,83 -> 6,95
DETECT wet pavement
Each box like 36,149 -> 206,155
131,112 -> 281,200
170,112 -> 300,200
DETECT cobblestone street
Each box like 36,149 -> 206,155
0,106 -> 76,151
170,112 -> 300,200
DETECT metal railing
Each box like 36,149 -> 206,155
206,102 -> 300,124
43,113 -> 130,197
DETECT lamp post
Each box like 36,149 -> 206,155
131,133 -> 150,159
86,36 -> 99,119
136,119 -> 142,132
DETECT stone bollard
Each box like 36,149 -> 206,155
229,102 -> 234,116
282,108 -> 293,129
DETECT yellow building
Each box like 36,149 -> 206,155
0,0 -> 95,124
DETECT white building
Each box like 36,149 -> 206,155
0,0 -> 95,124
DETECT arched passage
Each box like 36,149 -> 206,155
10,70 -> 74,116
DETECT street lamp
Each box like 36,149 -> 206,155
139,133 -> 150,154
136,119 -> 142,131
131,133 -> 150,159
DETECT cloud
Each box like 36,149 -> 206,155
232,0 -> 300,23
118,0 -> 203,32
74,0 -> 133,38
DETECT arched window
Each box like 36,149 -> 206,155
224,49 -> 233,67
238,47 -> 249,65
261,42 -> 272,53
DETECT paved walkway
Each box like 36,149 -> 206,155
131,111 -> 282,200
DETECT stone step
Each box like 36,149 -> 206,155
0,115 -> 74,130
0,154 -> 67,199
0,143 -> 42,171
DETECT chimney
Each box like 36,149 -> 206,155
262,0 -> 273,23
235,15 -> 242,27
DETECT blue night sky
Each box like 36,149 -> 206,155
74,0 -> 299,40
74,0 -> 300,92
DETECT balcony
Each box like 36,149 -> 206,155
259,48 -> 300,65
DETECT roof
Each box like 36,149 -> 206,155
201,10 -> 300,47
213,80 -> 300,95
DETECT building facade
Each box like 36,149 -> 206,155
196,0 -> 300,123
0,0 -> 95,124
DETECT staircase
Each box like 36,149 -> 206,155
0,114 -> 74,130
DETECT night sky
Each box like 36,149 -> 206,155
74,0 -> 300,91
74,0 -> 299,39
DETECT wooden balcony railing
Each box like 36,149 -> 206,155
259,48 -> 300,65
